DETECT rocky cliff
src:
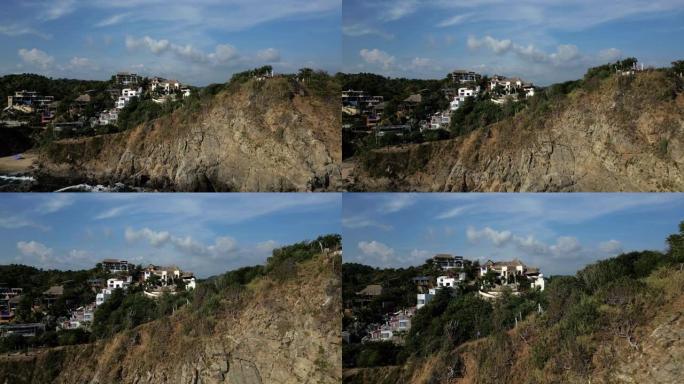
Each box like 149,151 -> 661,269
0,252 -> 342,384
347,71 -> 684,191
38,77 -> 341,191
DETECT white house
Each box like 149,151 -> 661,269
181,88 -> 191,98
531,274 -> 545,290
181,272 -> 196,290
437,275 -> 457,288
416,292 -> 434,309
96,289 -> 111,306
144,265 -> 182,286
107,276 -> 132,289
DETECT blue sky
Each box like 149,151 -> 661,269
343,0 -> 684,85
343,193 -> 684,276
0,193 -> 341,277
0,0 -> 341,85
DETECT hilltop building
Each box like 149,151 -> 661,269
429,254 -> 464,270
102,259 -> 131,273
115,72 -> 140,86
451,69 -> 482,83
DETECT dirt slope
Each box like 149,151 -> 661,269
0,253 -> 342,384
38,78 -> 341,191
348,71 -> 684,192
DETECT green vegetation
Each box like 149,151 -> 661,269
0,74 -> 108,103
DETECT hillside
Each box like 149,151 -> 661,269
345,267 -> 684,384
0,246 -> 342,383
343,223 -> 684,384
35,76 -> 341,191
346,70 -> 684,191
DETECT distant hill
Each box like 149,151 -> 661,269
346,65 -> 684,192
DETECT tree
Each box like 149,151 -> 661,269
667,221 -> 684,264
146,273 -> 162,288
672,60 -> 684,76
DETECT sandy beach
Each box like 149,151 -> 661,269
0,150 -> 37,174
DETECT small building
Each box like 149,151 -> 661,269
416,292 -> 433,309
181,272 -> 196,290
43,285 -> 64,307
115,72 -> 140,86
143,265 -> 181,286
102,259 -> 131,273
0,323 -> 45,338
430,254 -> 464,270
451,69 -> 482,83
356,284 -> 383,297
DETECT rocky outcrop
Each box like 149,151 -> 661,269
348,71 -> 684,191
38,78 -> 341,191
0,253 -> 342,384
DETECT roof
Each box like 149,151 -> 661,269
433,254 -> 455,260
403,94 -> 422,103
412,276 -> 431,281
8,295 -> 23,304
356,284 -> 383,296
74,94 -> 91,103
102,258 -> 126,263
44,285 -> 64,296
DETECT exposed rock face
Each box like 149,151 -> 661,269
0,253 -> 341,384
348,72 -> 684,192
38,78 -> 341,191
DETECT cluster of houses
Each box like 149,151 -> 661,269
0,258 -> 198,337
342,89 -> 385,129
2,71 -> 193,137
3,90 -> 56,125
350,253 -> 545,345
342,68 -> 537,139
0,287 -> 23,324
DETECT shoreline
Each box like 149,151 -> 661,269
0,150 -> 38,175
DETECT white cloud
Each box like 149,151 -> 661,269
95,13 -> 130,27
360,48 -> 395,69
343,24 -> 394,39
125,227 -> 171,246
380,194 -> 414,213
256,240 -> 279,252
38,195 -> 73,214
380,0 -> 418,21
64,57 -> 100,71
18,48 -> 54,69
437,13 -> 472,27
467,35 -> 512,54
126,35 -> 239,65
410,57 -> 434,69
95,205 -> 129,220
17,241 -> 53,261
256,48 -> 281,62
358,240 -> 395,262
0,25 -> 51,39
342,216 -> 392,230
41,0 -> 76,20
599,239 -> 623,254
207,44 -> 239,63
467,35 -> 583,65
410,249 -> 430,259
598,48 -> 623,62
466,226 -> 512,246
126,35 -> 170,54
125,227 -> 238,259
549,236 -> 582,256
